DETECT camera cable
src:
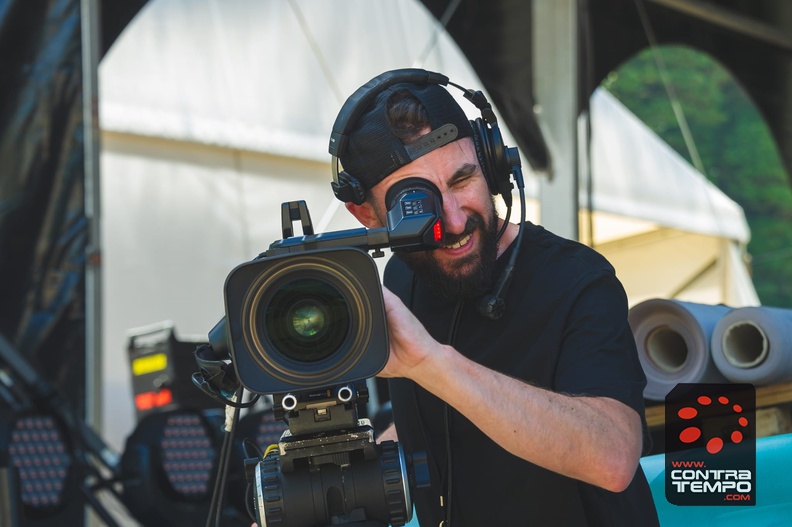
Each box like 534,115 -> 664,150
441,297 -> 464,527
205,385 -> 243,527
193,344 -> 262,409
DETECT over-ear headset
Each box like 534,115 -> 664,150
329,68 -> 526,321
328,68 -> 520,207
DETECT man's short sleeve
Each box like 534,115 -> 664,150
553,270 -> 647,420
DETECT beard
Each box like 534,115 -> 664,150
399,205 -> 500,300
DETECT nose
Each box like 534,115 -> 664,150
441,193 -> 468,235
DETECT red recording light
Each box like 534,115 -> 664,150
433,219 -> 443,242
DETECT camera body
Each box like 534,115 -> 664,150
206,180 -> 442,527
211,178 -> 444,396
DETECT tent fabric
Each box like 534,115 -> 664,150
99,0 -> 750,243
99,0 -> 488,163
589,87 -> 750,244
96,0 -> 758,451
587,89 -> 757,308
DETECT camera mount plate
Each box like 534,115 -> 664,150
277,419 -> 376,472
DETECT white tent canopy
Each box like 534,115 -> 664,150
589,88 -> 749,243
97,0 -> 758,450
587,88 -> 757,306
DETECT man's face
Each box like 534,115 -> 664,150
366,137 -> 500,298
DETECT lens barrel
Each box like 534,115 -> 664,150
222,248 -> 388,394
265,277 -> 350,363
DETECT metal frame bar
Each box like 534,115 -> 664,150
646,0 -> 792,54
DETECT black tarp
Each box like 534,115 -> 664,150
0,0 -> 146,404
0,0 -> 88,408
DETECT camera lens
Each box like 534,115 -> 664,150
229,248 -> 389,393
265,278 -> 350,362
291,302 -> 326,338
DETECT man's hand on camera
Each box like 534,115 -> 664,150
378,286 -> 449,380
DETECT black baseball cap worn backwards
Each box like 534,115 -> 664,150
329,69 -> 474,201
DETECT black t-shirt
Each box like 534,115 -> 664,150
384,222 -> 660,527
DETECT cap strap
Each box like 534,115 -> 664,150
403,123 -> 459,160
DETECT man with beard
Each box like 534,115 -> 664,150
331,70 -> 660,526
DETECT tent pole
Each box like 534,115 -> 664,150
82,0 -> 103,438
533,0 -> 581,241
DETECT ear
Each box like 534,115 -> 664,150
345,201 -> 383,229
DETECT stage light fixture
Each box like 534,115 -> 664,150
127,322 -> 223,420
9,414 -> 70,507
159,412 -> 217,497
0,411 -> 83,526
120,408 -> 225,526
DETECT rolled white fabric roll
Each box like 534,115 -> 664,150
711,306 -> 792,385
628,299 -> 732,401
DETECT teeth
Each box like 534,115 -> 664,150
444,233 -> 471,249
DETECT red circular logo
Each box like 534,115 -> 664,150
677,394 -> 748,454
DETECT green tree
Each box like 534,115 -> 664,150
603,45 -> 792,307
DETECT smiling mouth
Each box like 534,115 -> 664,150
444,232 -> 472,250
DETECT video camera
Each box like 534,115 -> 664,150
198,177 -> 443,527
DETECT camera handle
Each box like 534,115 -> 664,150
270,179 -> 444,257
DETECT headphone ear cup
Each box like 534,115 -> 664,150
470,118 -> 512,201
331,170 -> 367,205
470,118 -> 497,195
